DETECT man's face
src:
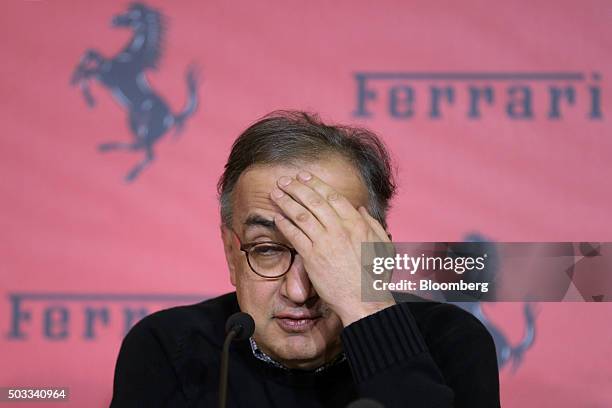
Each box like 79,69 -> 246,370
221,155 -> 369,370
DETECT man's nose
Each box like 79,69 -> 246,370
280,255 -> 316,305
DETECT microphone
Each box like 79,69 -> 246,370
224,312 -> 255,341
346,398 -> 385,408
218,312 -> 255,408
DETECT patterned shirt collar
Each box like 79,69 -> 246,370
249,337 -> 346,373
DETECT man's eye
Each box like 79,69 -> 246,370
252,245 -> 284,256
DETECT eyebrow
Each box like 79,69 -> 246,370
244,214 -> 277,230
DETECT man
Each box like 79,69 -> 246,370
110,111 -> 500,407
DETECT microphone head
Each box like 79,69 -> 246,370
346,398 -> 385,408
225,312 -> 255,341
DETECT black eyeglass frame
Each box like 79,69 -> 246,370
233,231 -> 298,278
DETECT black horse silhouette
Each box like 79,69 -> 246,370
71,2 -> 199,182
391,234 -> 538,371
456,301 -> 537,371
454,233 -> 538,371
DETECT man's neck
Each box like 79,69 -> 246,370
248,337 -> 346,373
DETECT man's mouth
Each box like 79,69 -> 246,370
274,313 -> 322,333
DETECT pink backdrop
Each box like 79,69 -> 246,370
2,1 -> 611,406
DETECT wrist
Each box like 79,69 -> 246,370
336,299 -> 396,327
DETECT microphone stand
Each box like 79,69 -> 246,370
218,327 -> 239,408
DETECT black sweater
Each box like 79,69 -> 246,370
110,292 -> 500,407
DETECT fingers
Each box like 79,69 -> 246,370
270,185 -> 325,241
274,173 -> 340,229
278,172 -> 361,227
271,171 -> 388,248
273,213 -> 312,255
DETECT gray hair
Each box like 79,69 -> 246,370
217,110 -> 397,229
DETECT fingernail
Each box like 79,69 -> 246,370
278,176 -> 292,187
297,171 -> 312,181
271,188 -> 285,198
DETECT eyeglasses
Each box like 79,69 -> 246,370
232,230 -> 298,278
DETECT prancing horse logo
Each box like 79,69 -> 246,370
71,2 -> 199,182
456,233 -> 538,372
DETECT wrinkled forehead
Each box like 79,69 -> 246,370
230,158 -> 369,232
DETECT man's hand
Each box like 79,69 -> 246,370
270,170 -> 395,327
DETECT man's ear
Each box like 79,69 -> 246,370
221,225 -> 238,287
